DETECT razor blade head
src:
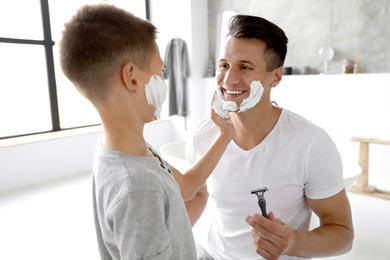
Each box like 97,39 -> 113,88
250,187 -> 268,194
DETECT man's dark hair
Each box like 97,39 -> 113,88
228,15 -> 288,71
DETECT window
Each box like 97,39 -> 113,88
0,0 -> 148,139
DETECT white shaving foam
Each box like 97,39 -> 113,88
212,80 -> 264,118
238,80 -> 264,112
144,74 -> 167,120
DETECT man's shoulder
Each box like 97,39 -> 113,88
282,109 -> 323,134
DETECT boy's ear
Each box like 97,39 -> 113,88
270,66 -> 283,88
121,62 -> 139,91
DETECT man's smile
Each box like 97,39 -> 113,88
225,89 -> 244,95
222,87 -> 247,98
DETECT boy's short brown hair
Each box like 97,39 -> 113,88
228,15 -> 288,72
59,4 -> 158,101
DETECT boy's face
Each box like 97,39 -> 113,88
139,44 -> 167,121
217,36 -> 275,108
148,45 -> 165,79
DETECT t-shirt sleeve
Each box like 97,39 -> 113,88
304,129 -> 345,199
107,191 -> 173,259
185,118 -> 218,166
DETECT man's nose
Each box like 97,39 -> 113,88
222,68 -> 240,86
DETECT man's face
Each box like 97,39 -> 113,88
217,36 -> 273,107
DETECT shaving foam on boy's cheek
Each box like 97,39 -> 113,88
144,75 -> 167,120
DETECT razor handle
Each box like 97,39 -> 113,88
258,197 -> 268,218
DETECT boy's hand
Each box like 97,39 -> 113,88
211,107 -> 234,138
211,93 -> 235,139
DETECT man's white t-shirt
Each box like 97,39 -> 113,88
186,108 -> 344,260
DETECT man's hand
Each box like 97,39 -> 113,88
245,212 -> 295,260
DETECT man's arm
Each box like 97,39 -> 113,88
245,189 -> 354,259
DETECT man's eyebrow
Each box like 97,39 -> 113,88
238,60 -> 256,67
218,59 -> 256,67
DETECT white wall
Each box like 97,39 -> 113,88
208,0 -> 390,74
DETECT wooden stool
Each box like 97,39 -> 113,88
350,137 -> 390,200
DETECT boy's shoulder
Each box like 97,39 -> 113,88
93,143 -> 167,195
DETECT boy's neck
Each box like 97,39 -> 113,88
101,122 -> 153,157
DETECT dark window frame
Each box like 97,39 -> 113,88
0,0 -> 150,140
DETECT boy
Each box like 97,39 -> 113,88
59,4 -> 233,260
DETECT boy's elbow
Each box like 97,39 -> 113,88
181,184 -> 209,201
182,191 -> 196,201
180,186 -> 197,201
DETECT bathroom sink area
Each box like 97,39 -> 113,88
160,141 -> 191,173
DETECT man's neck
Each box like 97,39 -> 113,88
231,103 -> 282,151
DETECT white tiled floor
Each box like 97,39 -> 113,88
0,173 -> 99,260
1,173 -> 389,260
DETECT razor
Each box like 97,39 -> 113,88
250,187 -> 268,218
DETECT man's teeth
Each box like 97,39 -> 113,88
226,90 -> 243,95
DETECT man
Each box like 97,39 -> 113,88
186,14 -> 353,260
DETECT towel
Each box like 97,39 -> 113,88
163,37 -> 190,116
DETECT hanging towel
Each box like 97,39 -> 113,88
163,37 -> 190,116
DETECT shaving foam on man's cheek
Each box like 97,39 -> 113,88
212,83 -> 234,118
144,75 -> 167,120
238,80 -> 264,113
212,73 -> 237,118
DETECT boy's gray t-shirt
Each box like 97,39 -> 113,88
92,141 -> 196,260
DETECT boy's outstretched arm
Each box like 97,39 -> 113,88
170,109 -> 234,201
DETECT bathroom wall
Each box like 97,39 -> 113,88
208,0 -> 390,74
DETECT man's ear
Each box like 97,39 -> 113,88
121,62 -> 139,91
270,66 -> 283,88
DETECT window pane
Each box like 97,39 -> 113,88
0,0 -> 43,40
53,46 -> 100,129
49,0 -> 103,128
49,0 -> 146,41
0,43 -> 52,138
